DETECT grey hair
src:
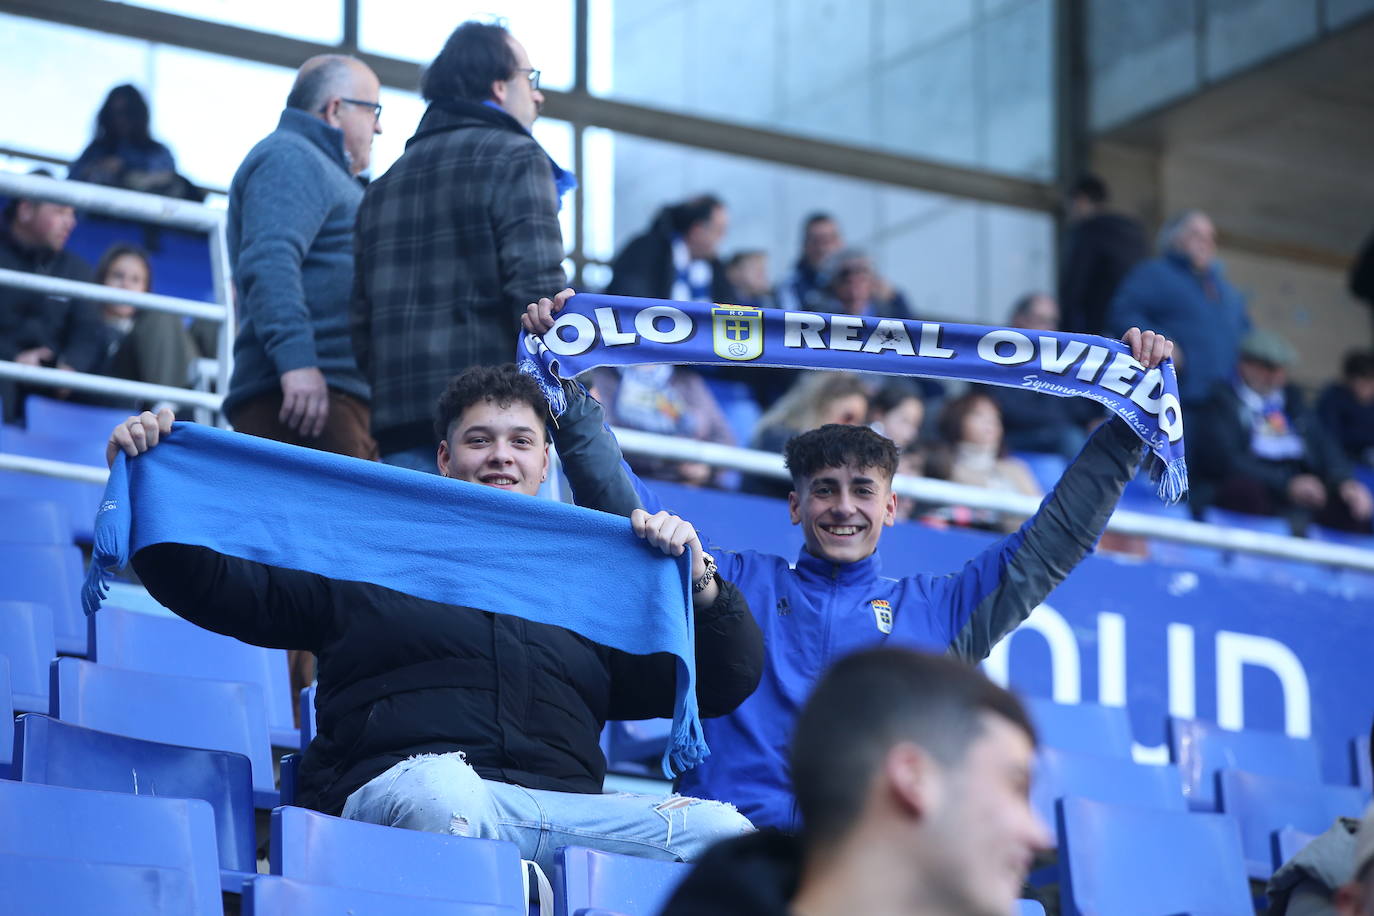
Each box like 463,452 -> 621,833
286,56 -> 359,112
1156,210 -> 1205,255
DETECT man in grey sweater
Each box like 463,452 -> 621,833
224,55 -> 382,460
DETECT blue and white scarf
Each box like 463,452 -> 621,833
518,294 -> 1189,502
83,424 -> 706,776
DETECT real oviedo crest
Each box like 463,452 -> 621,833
711,306 -> 763,361
871,599 -> 893,635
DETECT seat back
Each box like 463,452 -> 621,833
0,656 -> 12,775
1031,748 -> 1186,834
244,875 -> 522,915
1354,733 -> 1372,793
0,600 -> 55,712
270,806 -> 525,907
1169,717 -> 1322,811
0,430 -> 106,543
1025,697 -> 1134,758
0,779 -> 222,916
1058,796 -> 1251,916
1216,768 -> 1368,878
1017,902 -> 1047,916
14,713 -> 257,876
49,657 -> 277,806
1272,825 -> 1318,870
555,846 -> 691,916
0,497 -> 70,544
23,396 -> 134,442
0,853 -> 204,916
90,606 -> 297,748
0,543 -> 86,655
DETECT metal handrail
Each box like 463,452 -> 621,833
0,170 -> 221,232
0,362 -> 223,410
0,268 -> 228,321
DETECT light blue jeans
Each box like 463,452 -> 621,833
341,752 -> 753,876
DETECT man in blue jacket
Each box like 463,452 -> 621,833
524,290 -> 1174,831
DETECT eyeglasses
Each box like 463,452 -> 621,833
515,68 -> 541,90
339,98 -> 383,120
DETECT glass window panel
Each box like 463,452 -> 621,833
359,0 -> 574,91
591,0 -> 1057,181
106,0 -> 343,44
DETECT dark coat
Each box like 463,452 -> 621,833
1317,383 -> 1374,466
605,211 -> 735,304
1059,211 -> 1148,337
352,101 -> 567,454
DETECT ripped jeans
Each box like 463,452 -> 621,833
340,752 -> 753,876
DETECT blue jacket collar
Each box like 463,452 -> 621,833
276,108 -> 350,173
795,548 -> 882,584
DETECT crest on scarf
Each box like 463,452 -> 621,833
711,306 -> 763,361
871,599 -> 893,635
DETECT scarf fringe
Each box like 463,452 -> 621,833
663,698 -> 711,778
1153,455 -> 1189,506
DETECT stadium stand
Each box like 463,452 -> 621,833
12,713 -> 258,891
1024,697 -> 1135,759
49,656 -> 278,808
243,875 -> 524,916
0,854 -> 208,916
554,845 -> 690,916
0,427 -> 107,543
0,495 -> 71,544
1215,768 -> 1368,879
0,779 -> 223,916
0,656 -> 12,776
1030,747 -> 1187,839
0,542 -> 88,655
1271,825 -> 1318,873
1169,716 -> 1323,812
23,394 -> 135,440
0,599 -> 55,712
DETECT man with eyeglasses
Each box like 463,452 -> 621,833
352,20 -> 571,472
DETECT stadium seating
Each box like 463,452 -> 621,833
23,396 -> 134,442
0,428 -> 107,543
0,655 -> 12,775
1018,902 -> 1047,916
604,718 -> 672,774
0,600 -> 55,713
0,779 -> 222,916
301,683 -> 316,750
1012,452 -> 1069,495
1057,796 -> 1251,916
555,845 -> 690,916
1024,697 -> 1134,758
0,542 -> 87,655
1354,733 -> 1372,792
1215,768 -> 1368,878
1030,747 -> 1186,835
0,853 -> 208,916
0,496 -> 70,544
1271,825 -> 1318,871
1168,716 -> 1322,811
12,713 -> 258,891
243,875 -> 523,915
90,605 -> 299,748
270,805 -> 525,909
49,657 -> 278,808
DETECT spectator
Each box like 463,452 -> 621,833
1059,174 -> 1148,336
659,648 -> 1050,916
223,54 -> 381,462
69,85 -> 199,200
725,250 -> 775,309
0,171 -> 104,423
89,243 -> 198,397
742,372 -> 869,499
106,364 -> 763,876
986,292 -> 1095,458
924,392 -> 1042,532
353,20 -> 569,471
1318,351 -> 1374,468
606,195 -> 732,303
867,379 -> 924,453
1108,209 -> 1250,406
776,212 -> 843,312
816,249 -> 913,320
1188,329 -> 1373,533
591,364 -> 735,487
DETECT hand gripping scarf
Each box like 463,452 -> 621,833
83,424 -> 707,777
518,294 -> 1188,503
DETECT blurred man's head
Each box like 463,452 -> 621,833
802,213 -> 843,269
824,249 -> 875,315
4,171 -> 76,253
423,21 -> 543,130
1066,174 -> 1108,223
1159,210 -> 1217,272
288,55 -> 382,175
791,648 -> 1050,916
726,250 -> 771,300
1343,351 -> 1374,405
1009,293 -> 1059,332
433,364 -> 550,496
1236,330 -> 1297,398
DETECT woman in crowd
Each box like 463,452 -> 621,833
923,391 -> 1040,531
742,372 -> 870,498
89,244 -> 199,400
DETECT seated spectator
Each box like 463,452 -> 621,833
815,249 -> 912,320
1059,174 -> 1148,337
89,244 -> 199,399
69,85 -> 199,200
606,195 -> 732,303
592,364 -> 736,487
1188,329 -> 1374,533
743,372 -> 870,498
776,212 -> 843,312
924,392 -> 1041,532
658,648 -> 1051,916
0,170 -> 104,423
725,250 -> 776,310
986,292 -> 1096,458
867,379 -> 924,453
1318,351 -> 1374,468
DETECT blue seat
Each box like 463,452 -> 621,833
0,853 -> 203,916
1202,506 -> 1293,537
1271,825 -> 1317,871
1011,452 -> 1068,494
0,542 -> 87,655
0,497 -> 70,544
1057,796 -> 1251,916
1024,697 -> 1134,758
605,718 -> 672,773
1031,748 -> 1186,836
244,875 -> 522,915
91,606 -> 298,748
1018,902 -> 1047,916
555,845 -> 690,916
1353,733 -> 1372,792
13,713 -> 257,892
50,656 -> 278,808
1216,768 -> 1368,879
23,396 -> 134,443
0,656 -> 12,776
271,806 -> 525,907
0,779 -> 222,916
1168,717 -> 1322,811
0,600 -> 54,712
0,430 -> 107,543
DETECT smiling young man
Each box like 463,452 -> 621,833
523,289 -> 1173,832
108,364 -> 763,875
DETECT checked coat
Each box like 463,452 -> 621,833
351,101 -> 567,455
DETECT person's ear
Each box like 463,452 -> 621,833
883,487 -> 898,528
436,439 -> 451,476
885,741 -> 938,821
490,78 -> 509,107
321,97 -> 342,127
788,490 -> 802,525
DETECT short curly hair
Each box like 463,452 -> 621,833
783,423 -> 899,485
433,364 -> 550,445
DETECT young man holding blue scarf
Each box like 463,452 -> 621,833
523,289 -> 1176,833
105,366 -> 763,874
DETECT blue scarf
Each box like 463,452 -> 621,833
82,424 -> 706,777
518,294 -> 1189,503
481,100 -> 578,210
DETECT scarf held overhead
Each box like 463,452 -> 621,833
518,294 -> 1188,502
82,424 -> 706,777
